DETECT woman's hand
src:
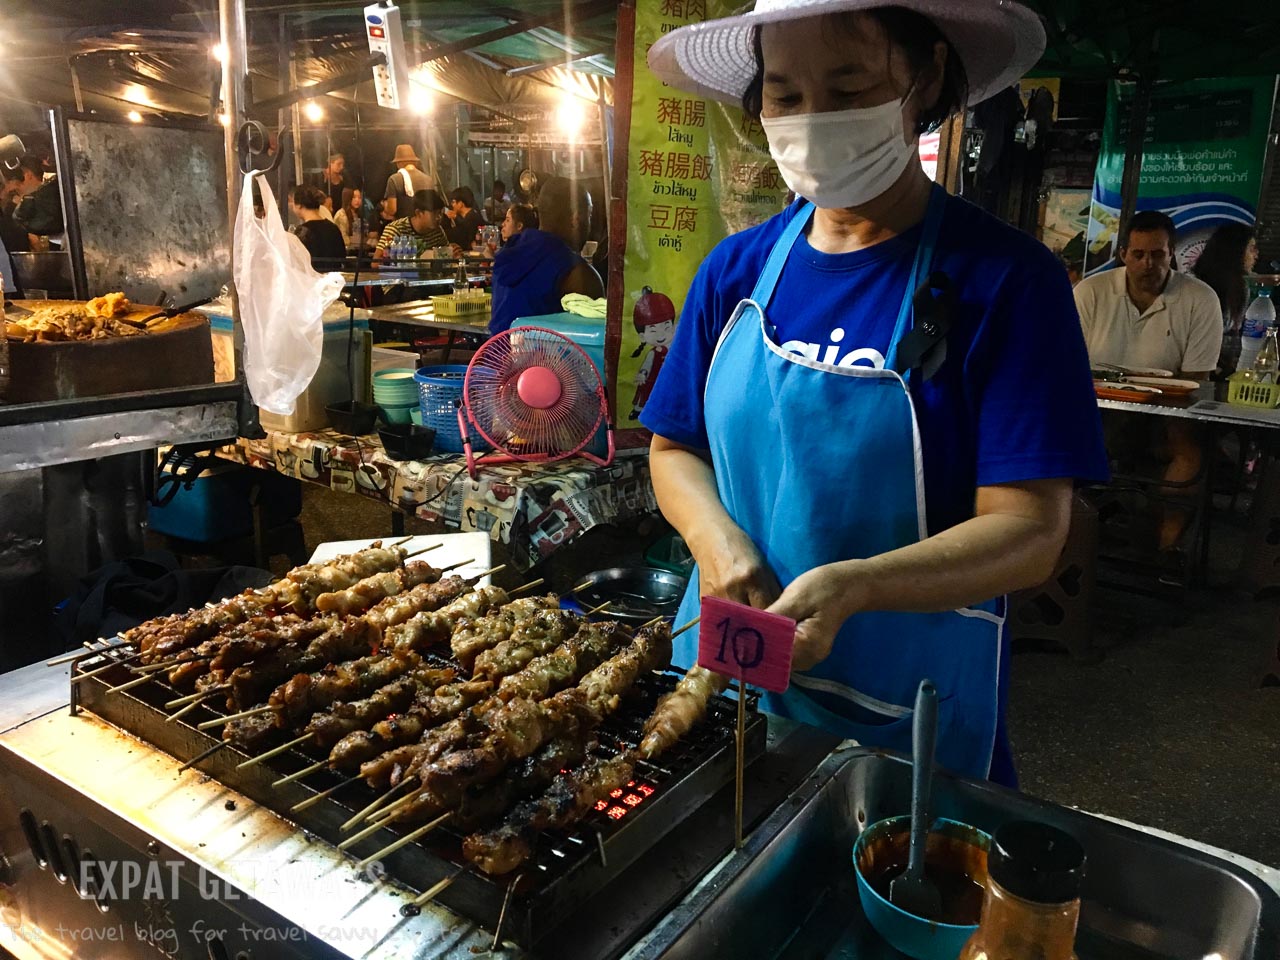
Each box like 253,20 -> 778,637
693,525 -> 782,610
768,562 -> 866,671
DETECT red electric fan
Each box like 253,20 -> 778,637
456,326 -> 616,479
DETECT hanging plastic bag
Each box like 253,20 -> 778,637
232,172 -> 344,415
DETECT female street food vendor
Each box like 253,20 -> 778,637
641,0 -> 1108,785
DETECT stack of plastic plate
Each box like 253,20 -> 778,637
372,369 -> 420,424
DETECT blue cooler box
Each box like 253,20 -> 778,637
511,313 -> 609,458
149,461 -> 302,543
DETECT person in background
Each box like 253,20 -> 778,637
501,203 -> 538,244
1,156 -> 63,241
484,180 -> 511,226
382,144 -> 434,220
373,189 -> 450,262
1075,210 -> 1222,555
1191,223 -> 1258,376
489,177 -> 603,334
319,153 -> 350,212
290,184 -> 345,270
1075,211 -> 1223,377
444,186 -> 486,249
334,187 -> 372,253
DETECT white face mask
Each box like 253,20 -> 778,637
761,95 -> 918,209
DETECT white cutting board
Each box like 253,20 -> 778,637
308,533 -> 495,585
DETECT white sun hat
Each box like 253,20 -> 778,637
647,0 -> 1046,108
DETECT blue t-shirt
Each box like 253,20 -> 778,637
489,229 -> 581,334
640,194 -> 1109,536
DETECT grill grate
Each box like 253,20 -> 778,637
70,643 -> 766,946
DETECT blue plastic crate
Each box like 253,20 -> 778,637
415,365 -> 489,454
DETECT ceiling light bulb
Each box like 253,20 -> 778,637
556,99 -> 585,134
303,101 -> 325,123
127,110 -> 143,123
218,113 -> 231,127
211,42 -> 228,63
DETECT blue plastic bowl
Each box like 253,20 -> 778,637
852,816 -> 991,960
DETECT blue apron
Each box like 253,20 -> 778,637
672,188 -> 1004,779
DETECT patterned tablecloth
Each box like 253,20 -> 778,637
219,430 -> 657,571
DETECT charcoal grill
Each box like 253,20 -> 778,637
66,642 -> 767,948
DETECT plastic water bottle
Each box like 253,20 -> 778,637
1239,288 -> 1275,372
1255,323 -> 1280,383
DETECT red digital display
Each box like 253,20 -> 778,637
637,784 -> 655,797
606,806 -> 627,821
594,800 -> 609,812
609,788 -> 624,798
623,794 -> 643,807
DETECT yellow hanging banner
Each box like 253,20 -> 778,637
617,0 -> 786,434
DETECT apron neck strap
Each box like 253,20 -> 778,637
749,201 -> 815,307
886,185 -> 947,372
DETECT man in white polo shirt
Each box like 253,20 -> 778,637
1075,210 -> 1223,377
1074,210 -> 1223,558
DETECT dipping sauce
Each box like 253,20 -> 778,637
858,825 -> 988,926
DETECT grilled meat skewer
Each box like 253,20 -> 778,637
133,542 -> 407,658
450,595 -> 561,669
639,666 -> 729,759
462,752 -> 637,875
470,609 -> 583,680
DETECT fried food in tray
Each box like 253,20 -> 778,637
6,292 -> 140,342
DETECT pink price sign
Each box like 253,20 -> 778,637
696,597 -> 796,694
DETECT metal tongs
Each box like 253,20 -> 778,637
131,297 -> 214,329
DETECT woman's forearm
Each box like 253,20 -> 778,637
649,435 -> 782,608
648,437 -> 737,555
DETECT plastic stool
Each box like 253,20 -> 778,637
1007,494 -> 1100,662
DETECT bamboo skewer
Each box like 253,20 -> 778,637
468,564 -> 506,580
47,639 -> 128,667
167,697 -> 211,723
69,650 -> 144,683
411,868 -> 463,907
338,810 -> 399,850
341,777 -> 414,832
166,687 -> 224,710
491,874 -> 522,952
177,740 -> 228,772
290,775 -> 362,813
391,535 -> 414,547
369,785 -> 428,824
273,759 -> 327,787
137,655 -> 206,674
641,616 -> 664,628
105,672 -> 160,694
508,578 -> 545,597
197,704 -> 275,730
672,617 -> 701,638
356,810 -> 452,870
403,543 -> 446,560
584,601 -> 612,616
236,732 -> 313,770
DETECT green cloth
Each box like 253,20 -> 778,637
561,293 -> 607,318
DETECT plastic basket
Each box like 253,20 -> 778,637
414,365 -> 488,453
1228,372 -> 1280,409
431,292 -> 492,319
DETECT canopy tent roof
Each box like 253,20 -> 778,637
1023,1 -> 1280,82
0,0 -> 615,128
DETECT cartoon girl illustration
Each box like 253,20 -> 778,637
630,286 -> 676,420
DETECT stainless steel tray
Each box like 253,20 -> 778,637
628,747 -> 1279,960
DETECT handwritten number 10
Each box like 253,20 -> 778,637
714,617 -> 765,670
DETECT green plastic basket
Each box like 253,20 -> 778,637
1228,372 -> 1280,409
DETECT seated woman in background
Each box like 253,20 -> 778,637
501,203 -> 538,244
290,184 -> 346,271
489,178 -> 603,334
1191,223 -> 1258,376
334,187 -> 373,253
